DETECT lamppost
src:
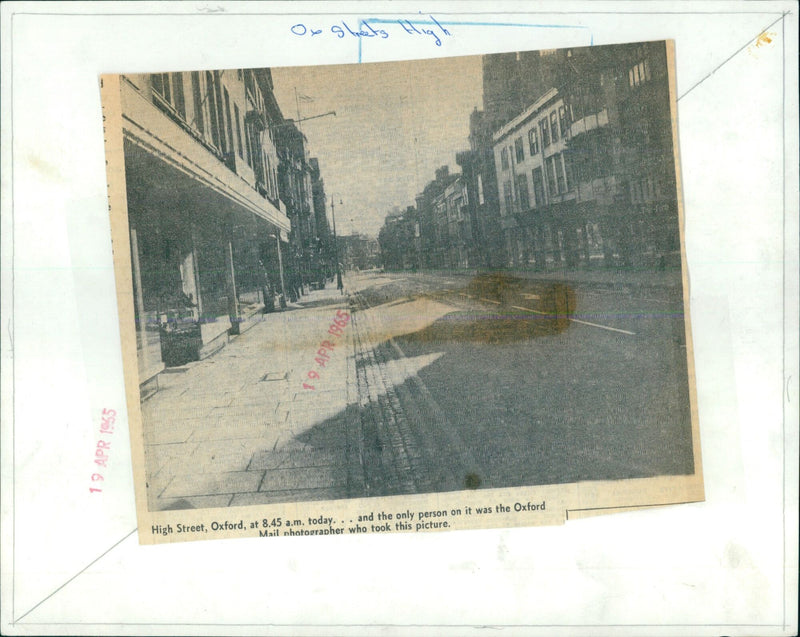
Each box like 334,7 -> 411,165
269,232 -> 288,308
331,197 -> 343,292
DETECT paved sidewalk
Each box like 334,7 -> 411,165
141,284 -> 357,511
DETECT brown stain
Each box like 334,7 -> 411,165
464,473 -> 482,489
398,273 -> 574,345
748,31 -> 776,57
754,31 -> 774,47
25,153 -> 64,183
172,273 -> 576,365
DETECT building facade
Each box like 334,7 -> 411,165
338,233 -> 381,271
488,42 -> 680,270
378,207 -> 420,271
309,157 -> 335,286
120,69 -> 303,395
456,108 -> 506,268
380,42 -> 680,277
275,121 -> 316,299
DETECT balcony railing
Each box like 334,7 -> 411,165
570,108 -> 609,138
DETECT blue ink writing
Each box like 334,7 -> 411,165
398,16 -> 451,46
289,15 -> 452,47
292,23 -> 323,36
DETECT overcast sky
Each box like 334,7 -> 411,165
272,55 -> 483,238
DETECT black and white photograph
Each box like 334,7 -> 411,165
4,2 -> 797,632
103,40 -> 703,539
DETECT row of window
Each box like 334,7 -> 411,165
629,59 -> 651,87
502,152 -> 573,213
630,175 -> 662,203
500,105 -> 571,171
150,71 -> 279,203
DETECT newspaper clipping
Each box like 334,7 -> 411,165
100,40 -> 704,544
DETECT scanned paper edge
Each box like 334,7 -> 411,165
99,42 -> 705,546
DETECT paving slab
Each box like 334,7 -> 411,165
248,447 -> 349,471
140,284 -> 357,510
160,470 -> 264,498
229,486 -> 349,507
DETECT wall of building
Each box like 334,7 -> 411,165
120,68 -> 320,389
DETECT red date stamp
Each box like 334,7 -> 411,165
303,309 -> 350,390
89,407 -> 116,493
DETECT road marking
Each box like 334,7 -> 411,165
512,305 -> 548,315
582,290 -> 673,304
447,294 -> 637,336
511,305 -> 636,335
568,317 -> 636,335
522,293 -> 541,300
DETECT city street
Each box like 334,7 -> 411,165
343,268 -> 695,496
142,268 -> 695,510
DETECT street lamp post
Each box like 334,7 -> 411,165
270,232 -> 288,308
331,197 -> 343,292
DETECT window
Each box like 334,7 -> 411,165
151,73 -> 171,102
502,181 -> 513,212
477,174 -> 485,205
244,118 -> 253,168
191,72 -> 204,134
223,88 -> 234,158
545,156 -> 557,196
234,104 -> 244,159
500,147 -> 509,170
629,60 -> 651,87
152,73 -> 187,121
564,152 -> 575,192
528,127 -> 539,155
246,120 -> 264,181
532,167 -> 546,207
554,154 -> 566,193
558,105 -> 569,138
171,74 -> 186,119
515,173 -> 530,211
244,70 -> 257,105
212,72 -> 227,153
514,136 -> 525,163
630,181 -> 641,203
540,119 -> 550,148
550,111 -> 559,143
205,71 -> 222,150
